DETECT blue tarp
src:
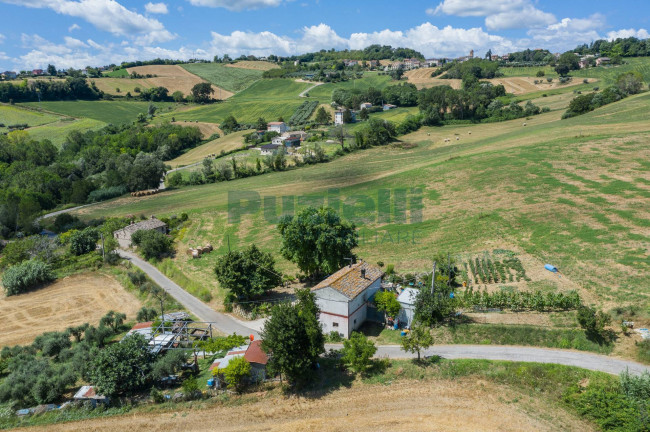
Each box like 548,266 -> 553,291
544,264 -> 558,273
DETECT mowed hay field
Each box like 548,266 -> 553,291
76,92 -> 650,311
182,63 -> 264,94
22,378 -> 593,432
0,273 -> 141,347
127,65 -> 234,99
225,60 -> 279,71
405,68 -> 597,94
168,130 -> 247,168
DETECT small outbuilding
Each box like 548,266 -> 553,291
397,287 -> 419,328
73,386 -> 108,406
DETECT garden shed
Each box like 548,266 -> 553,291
397,287 -> 418,328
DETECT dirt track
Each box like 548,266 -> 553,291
0,273 -> 141,347
20,378 -> 594,432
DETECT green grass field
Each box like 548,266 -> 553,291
21,100 -> 178,124
102,68 -> 129,78
182,63 -> 263,93
25,117 -> 106,147
0,104 -> 62,131
75,91 -> 650,312
307,72 -> 393,100
161,79 -> 311,124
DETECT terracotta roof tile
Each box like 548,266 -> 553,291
313,261 -> 382,299
244,340 -> 268,365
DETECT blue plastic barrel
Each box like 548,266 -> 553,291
207,378 -> 214,387
400,331 -> 406,336
544,264 -> 558,273
394,323 -> 399,330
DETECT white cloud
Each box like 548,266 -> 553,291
68,23 -> 81,32
606,28 -> 650,41
1,0 -> 175,44
528,14 -> 605,51
209,22 -> 520,58
188,0 -> 283,11
145,2 -> 168,14
430,0 -> 556,30
0,34 -> 5,44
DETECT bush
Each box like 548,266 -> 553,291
87,186 -> 127,203
536,70 -> 545,77
131,229 -> 174,260
577,305 -> 612,342
342,332 -> 377,374
222,356 -> 251,393
2,259 -> 55,296
69,227 -> 99,256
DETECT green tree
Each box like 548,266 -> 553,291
214,244 -> 282,300
401,325 -> 434,361
261,288 -> 325,386
171,91 -> 184,102
577,305 -> 612,341
131,229 -> 173,260
100,310 -> 127,332
202,158 -> 216,183
278,206 -> 358,278
342,108 -> 353,123
66,323 -> 89,343
342,332 -> 377,374
554,64 -> 570,77
221,114 -> 239,134
47,64 -> 57,76
255,117 -> 267,130
69,227 -> 99,256
191,82 -> 215,103
558,51 -> 580,71
136,307 -> 158,322
315,106 -> 330,124
616,71 -> 644,95
90,333 -> 154,395
222,356 -> 251,393
374,290 -> 401,319
359,107 -> 369,120
536,70 -> 545,77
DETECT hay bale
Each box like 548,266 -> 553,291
205,244 -> 213,252
186,249 -> 194,256
192,250 -> 200,259
201,246 -> 211,254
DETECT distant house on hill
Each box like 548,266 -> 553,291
1,71 -> 17,80
32,69 -> 44,76
312,261 -> 383,338
259,143 -> 281,156
382,104 -> 397,111
596,57 -> 611,66
113,216 -> 167,248
267,121 -> 288,134
334,109 -> 356,125
360,102 -> 372,110
209,340 -> 269,387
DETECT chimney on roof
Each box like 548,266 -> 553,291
361,268 -> 366,279
151,215 -> 155,220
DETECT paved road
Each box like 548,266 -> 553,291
360,344 -> 650,376
118,249 -> 259,338
37,203 -> 93,221
119,249 -> 650,376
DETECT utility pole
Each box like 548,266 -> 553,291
100,233 -> 105,258
227,234 -> 231,253
447,252 -> 451,288
431,261 -> 436,294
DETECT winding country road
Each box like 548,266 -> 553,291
118,248 -> 650,376
117,249 -> 259,338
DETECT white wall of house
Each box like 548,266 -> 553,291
268,123 -> 288,134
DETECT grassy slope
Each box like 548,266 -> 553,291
181,63 -> 263,93
25,117 -> 106,147
102,68 -> 129,78
20,100 -> 177,124
160,79 -> 311,125
0,104 -> 61,129
168,130 -> 250,168
74,92 -> 650,310
306,73 -> 393,100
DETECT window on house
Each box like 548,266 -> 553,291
333,322 -> 339,327
354,319 -> 357,324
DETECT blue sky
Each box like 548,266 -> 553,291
0,0 -> 649,71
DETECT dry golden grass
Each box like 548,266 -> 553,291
405,69 -> 596,94
126,65 -> 234,99
170,120 -> 222,139
225,61 -> 279,71
0,273 -> 141,346
167,130 -> 249,167
22,378 -> 593,432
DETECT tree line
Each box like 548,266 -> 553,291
0,78 -> 103,103
0,123 -> 202,238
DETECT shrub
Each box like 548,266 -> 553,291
131,229 -> 174,260
69,227 -> 99,255
342,332 -> 377,374
577,305 -> 612,342
222,356 -> 251,393
2,259 -> 55,296
87,185 -> 127,203
536,70 -> 545,77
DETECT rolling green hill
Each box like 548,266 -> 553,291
21,100 -> 177,124
181,63 -> 264,93
74,92 -> 650,309
161,79 -> 311,124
